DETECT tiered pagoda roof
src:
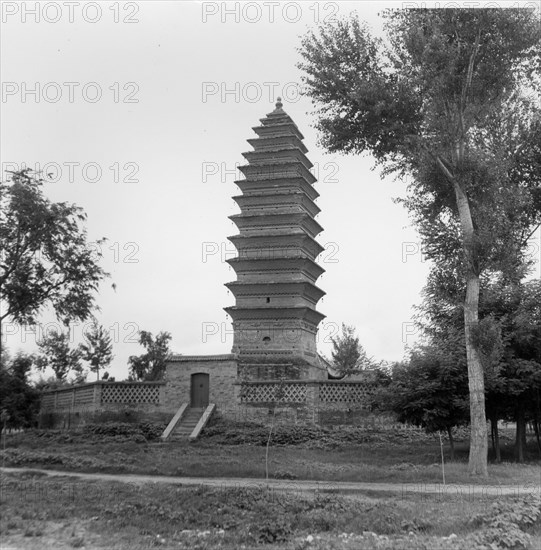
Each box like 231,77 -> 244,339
225,99 -> 325,367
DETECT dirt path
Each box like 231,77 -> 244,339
2,466 -> 539,498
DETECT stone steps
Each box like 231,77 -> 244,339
170,408 -> 205,440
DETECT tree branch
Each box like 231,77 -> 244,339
521,222 -> 541,248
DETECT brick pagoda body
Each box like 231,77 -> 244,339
225,98 -> 328,381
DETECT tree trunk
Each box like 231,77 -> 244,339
534,419 -> 541,458
447,426 -> 455,460
515,403 -> 525,463
453,180 -> 488,477
536,390 -> 541,457
491,415 -> 501,463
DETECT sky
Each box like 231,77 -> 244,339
1,1 -> 539,380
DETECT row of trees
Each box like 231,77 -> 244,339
298,7 -> 541,476
36,324 -> 114,383
0,327 -> 172,429
32,327 -> 172,384
408,273 -> 541,463
331,273 -> 541,463
6,325 -> 172,387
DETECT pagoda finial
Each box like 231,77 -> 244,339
275,97 -> 283,110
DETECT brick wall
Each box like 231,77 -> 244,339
39,357 -> 379,429
164,357 -> 377,426
38,407 -> 171,430
39,381 -> 168,429
163,355 -> 238,410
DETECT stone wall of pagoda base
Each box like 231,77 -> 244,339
213,403 -> 378,427
39,358 -> 378,429
227,379 -> 377,426
163,356 -> 378,426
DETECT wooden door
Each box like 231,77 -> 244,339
191,373 -> 209,408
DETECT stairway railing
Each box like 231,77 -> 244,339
189,403 -> 215,441
160,402 -> 188,441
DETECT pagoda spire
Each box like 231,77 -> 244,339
225,100 -> 327,379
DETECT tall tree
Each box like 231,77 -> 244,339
0,169 -> 108,338
0,351 -> 40,429
37,330 -> 84,382
128,330 -> 172,381
80,323 -> 114,380
330,323 -> 372,375
298,9 -> 541,476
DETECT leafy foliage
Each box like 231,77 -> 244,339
36,330 -> 84,382
329,323 -> 373,376
377,342 -> 470,451
470,494 -> 541,549
81,421 -> 165,440
202,418 -> 441,448
80,323 -> 114,380
127,330 -> 172,381
0,351 -> 40,429
0,169 -> 108,335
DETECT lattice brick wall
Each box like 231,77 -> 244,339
56,391 -> 74,409
74,386 -> 95,407
101,384 -> 161,404
41,393 -> 56,410
240,383 -> 307,403
319,383 -> 373,403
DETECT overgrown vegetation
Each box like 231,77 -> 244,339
1,471 -> 539,549
0,351 -> 40,430
2,420 -> 539,487
202,418 -> 447,447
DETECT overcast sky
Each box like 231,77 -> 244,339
2,1 -> 539,380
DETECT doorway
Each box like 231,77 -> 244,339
190,373 -> 209,408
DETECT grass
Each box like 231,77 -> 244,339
1,470 -> 540,549
1,422 -> 540,548
1,421 -> 540,487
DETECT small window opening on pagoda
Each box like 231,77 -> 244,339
263,336 -> 271,344
266,297 -> 270,303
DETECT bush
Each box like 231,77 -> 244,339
254,518 -> 292,543
469,495 -> 541,549
200,419 -> 440,448
82,422 -> 165,441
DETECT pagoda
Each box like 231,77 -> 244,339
225,99 -> 327,381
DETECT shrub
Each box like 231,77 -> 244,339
81,422 -> 165,440
254,518 -> 292,543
